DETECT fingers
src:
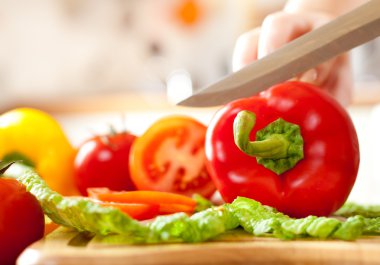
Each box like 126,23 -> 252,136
297,60 -> 335,86
233,12 -> 334,71
257,12 -> 337,88
299,54 -> 352,106
232,11 -> 353,106
232,28 -> 261,72
257,12 -> 313,59
324,54 -> 353,106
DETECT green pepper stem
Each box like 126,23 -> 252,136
0,161 -> 15,175
233,111 -> 290,159
2,152 -> 35,168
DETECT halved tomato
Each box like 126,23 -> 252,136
129,116 -> 216,198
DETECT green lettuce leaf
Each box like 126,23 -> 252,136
192,193 -> 214,212
362,217 -> 380,234
3,163 -> 380,243
149,205 -> 239,242
335,202 -> 380,218
230,197 -> 369,240
2,163 -> 238,243
6,165 -> 149,237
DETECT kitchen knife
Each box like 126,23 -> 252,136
176,0 -> 380,107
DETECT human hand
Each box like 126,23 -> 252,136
232,11 -> 353,106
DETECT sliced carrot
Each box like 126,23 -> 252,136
87,188 -> 196,207
44,222 -> 60,236
159,203 -> 195,214
97,201 -> 160,221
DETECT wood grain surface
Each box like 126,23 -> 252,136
17,227 -> 380,265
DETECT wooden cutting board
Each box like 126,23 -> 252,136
17,227 -> 380,265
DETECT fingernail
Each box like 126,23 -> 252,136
298,69 -> 318,84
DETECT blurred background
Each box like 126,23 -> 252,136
0,0 -> 288,110
0,0 -> 380,203
0,0 -> 379,111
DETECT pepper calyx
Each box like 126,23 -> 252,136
233,110 -> 304,175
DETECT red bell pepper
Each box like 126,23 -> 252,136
206,81 -> 359,218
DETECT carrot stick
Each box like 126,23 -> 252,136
88,188 -> 196,207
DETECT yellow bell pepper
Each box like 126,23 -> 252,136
0,108 -> 78,195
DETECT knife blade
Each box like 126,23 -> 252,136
176,0 -> 380,107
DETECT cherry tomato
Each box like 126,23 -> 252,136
74,132 -> 137,196
130,116 -> 216,198
206,82 -> 359,217
0,178 -> 45,265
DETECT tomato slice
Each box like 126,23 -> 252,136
129,116 -> 216,198
96,201 -> 160,221
88,188 -> 196,215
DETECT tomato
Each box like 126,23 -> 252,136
74,132 -> 137,196
0,108 -> 77,195
0,178 -> 45,265
130,116 -> 216,198
206,82 -> 359,218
